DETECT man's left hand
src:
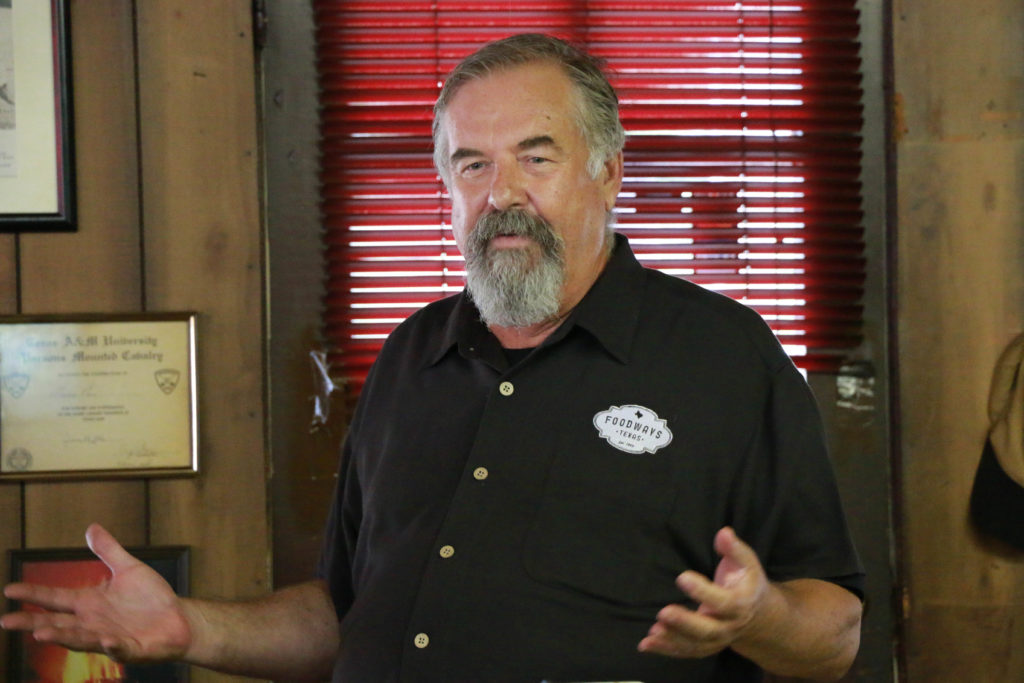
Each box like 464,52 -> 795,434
638,526 -> 767,659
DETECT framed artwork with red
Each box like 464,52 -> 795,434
7,545 -> 189,682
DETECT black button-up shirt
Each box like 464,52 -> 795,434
319,235 -> 863,682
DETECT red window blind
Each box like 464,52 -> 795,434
315,1 -> 865,391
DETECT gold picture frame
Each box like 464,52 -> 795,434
0,313 -> 198,479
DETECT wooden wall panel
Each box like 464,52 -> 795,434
895,0 -> 1024,678
0,234 -> 19,673
134,2 -> 268,680
0,236 -> 15,306
262,0 -> 341,591
0,475 -> 19,668
16,0 -> 146,551
20,0 -> 142,313
0,0 -> 145,667
3,2 -> 269,681
0,235 -> 19,673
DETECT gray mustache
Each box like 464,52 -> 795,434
471,210 -> 562,253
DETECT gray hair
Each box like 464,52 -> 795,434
432,33 -> 626,186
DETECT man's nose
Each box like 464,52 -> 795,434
488,162 -> 526,211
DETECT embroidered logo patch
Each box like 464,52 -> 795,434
592,404 -> 673,454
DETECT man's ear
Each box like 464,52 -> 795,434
601,151 -> 624,212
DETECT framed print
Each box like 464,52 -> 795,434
0,0 -> 76,231
8,545 -> 190,682
0,313 -> 198,480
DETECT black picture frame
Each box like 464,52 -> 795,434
0,0 -> 76,231
7,545 -> 190,682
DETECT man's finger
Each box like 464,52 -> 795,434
30,624 -> 108,652
85,523 -> 137,575
3,583 -> 78,614
0,610 -> 39,631
676,571 -> 735,614
654,603 -> 723,640
1,608 -> 77,632
714,527 -> 760,571
639,605 -> 729,658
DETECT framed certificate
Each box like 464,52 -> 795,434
0,0 -> 76,231
0,313 -> 198,479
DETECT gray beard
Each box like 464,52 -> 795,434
463,209 -> 566,328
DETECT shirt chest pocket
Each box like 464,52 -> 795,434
522,441 -> 681,609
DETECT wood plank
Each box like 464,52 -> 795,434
18,0 -> 147,549
0,234 -> 15,306
895,0 -> 1024,677
0,233 -> 20,672
261,0 -> 340,590
0,479 -> 20,668
20,0 -> 142,312
905,604 -> 1024,681
134,2 -> 268,680
24,482 -> 148,547
898,142 -> 1024,594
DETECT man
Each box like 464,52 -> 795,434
2,34 -> 863,682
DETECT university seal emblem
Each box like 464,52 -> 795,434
2,372 -> 29,398
154,368 -> 181,395
5,447 -> 32,472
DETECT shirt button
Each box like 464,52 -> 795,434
499,381 -> 514,396
439,544 -> 455,559
414,632 -> 430,649
473,467 -> 489,481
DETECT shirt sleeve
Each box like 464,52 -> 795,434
316,433 -> 362,619
731,360 -> 865,599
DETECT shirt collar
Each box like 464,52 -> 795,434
426,233 -> 645,367
560,232 -> 644,364
426,291 -> 499,368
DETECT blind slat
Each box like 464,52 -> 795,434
315,0 -> 865,387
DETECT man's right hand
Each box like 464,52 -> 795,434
1,523 -> 192,663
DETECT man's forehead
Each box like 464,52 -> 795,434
443,65 -> 577,148
445,62 -> 572,111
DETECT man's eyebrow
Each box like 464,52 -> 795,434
517,135 -> 560,153
449,147 -> 482,166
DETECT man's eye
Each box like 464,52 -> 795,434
460,161 -> 486,174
